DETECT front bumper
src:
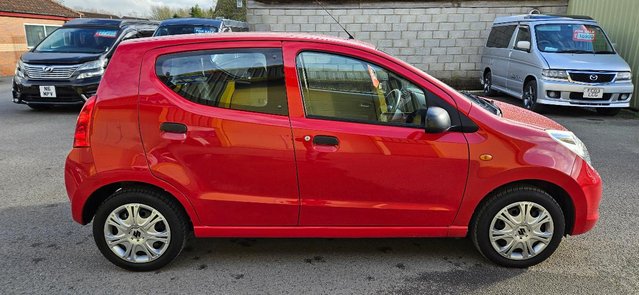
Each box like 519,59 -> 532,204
537,78 -> 633,108
12,75 -> 100,106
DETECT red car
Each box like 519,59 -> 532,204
65,33 -> 601,271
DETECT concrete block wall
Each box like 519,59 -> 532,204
247,0 -> 568,88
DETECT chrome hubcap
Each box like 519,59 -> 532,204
489,201 -> 554,260
104,203 -> 171,263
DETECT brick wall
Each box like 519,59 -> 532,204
0,16 -> 65,76
247,0 -> 568,88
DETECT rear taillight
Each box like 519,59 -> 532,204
73,96 -> 97,148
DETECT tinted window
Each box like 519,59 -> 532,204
486,25 -> 516,48
297,51 -> 430,127
156,48 -> 287,116
154,25 -> 218,36
515,26 -> 530,43
34,27 -> 119,53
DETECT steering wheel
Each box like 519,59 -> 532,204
385,89 -> 403,111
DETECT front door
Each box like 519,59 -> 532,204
508,25 -> 533,94
283,43 -> 470,226
138,42 -> 299,226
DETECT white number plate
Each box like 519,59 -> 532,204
583,87 -> 603,99
39,86 -> 57,98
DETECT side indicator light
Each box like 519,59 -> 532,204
479,154 -> 493,161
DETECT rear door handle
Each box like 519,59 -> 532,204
312,135 -> 339,146
160,122 -> 187,134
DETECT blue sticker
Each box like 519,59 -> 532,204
193,27 -> 214,34
94,30 -> 118,38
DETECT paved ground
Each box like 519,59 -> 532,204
1,76 -> 638,294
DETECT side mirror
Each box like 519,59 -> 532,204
516,41 -> 531,51
425,107 -> 452,133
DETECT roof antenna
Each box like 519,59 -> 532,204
315,0 -> 355,39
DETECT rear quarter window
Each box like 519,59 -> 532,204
486,25 -> 517,48
155,48 -> 288,115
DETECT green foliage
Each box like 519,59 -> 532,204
190,4 -> 205,18
214,0 -> 247,21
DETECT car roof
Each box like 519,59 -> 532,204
124,32 -> 376,50
158,18 -> 223,26
63,18 -> 159,29
493,14 -> 597,25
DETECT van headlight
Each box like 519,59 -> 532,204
547,130 -> 591,165
542,69 -> 569,80
76,58 -> 108,80
15,60 -> 27,78
617,72 -> 632,81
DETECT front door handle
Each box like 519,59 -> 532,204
313,135 -> 339,146
160,122 -> 187,134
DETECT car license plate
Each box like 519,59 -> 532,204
583,87 -> 603,99
39,86 -> 57,98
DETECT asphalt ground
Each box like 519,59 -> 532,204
1,76 -> 638,294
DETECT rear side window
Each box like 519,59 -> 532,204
156,48 -> 288,115
486,25 -> 517,48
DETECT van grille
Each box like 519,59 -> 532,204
569,72 -> 615,83
23,63 -> 79,80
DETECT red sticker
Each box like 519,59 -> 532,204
573,29 -> 595,42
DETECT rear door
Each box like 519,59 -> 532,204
283,42 -> 470,226
138,41 -> 299,226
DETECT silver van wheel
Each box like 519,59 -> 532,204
483,72 -> 495,96
489,201 -> 554,260
104,203 -> 171,263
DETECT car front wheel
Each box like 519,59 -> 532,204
471,186 -> 565,268
93,188 -> 188,271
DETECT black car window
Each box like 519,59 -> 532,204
156,48 -> 288,116
486,25 -> 517,48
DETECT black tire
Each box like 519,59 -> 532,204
596,108 -> 621,116
93,188 -> 188,271
522,80 -> 544,113
483,71 -> 497,97
471,185 -> 565,268
27,104 -> 52,111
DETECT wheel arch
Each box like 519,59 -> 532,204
469,179 -> 575,236
80,181 -> 198,229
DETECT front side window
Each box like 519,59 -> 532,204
25,24 -> 60,48
486,25 -> 517,48
156,48 -> 287,115
514,26 -> 530,50
297,51 -> 429,127
535,24 -> 615,54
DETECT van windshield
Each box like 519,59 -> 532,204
535,24 -> 615,54
34,27 -> 119,54
154,25 -> 218,36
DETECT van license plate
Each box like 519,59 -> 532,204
39,86 -> 57,98
583,87 -> 603,99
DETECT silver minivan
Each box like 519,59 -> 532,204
480,14 -> 633,115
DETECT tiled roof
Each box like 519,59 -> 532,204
0,0 -> 80,18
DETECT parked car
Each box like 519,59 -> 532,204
153,18 -> 248,37
65,33 -> 601,271
12,18 -> 158,110
480,14 -> 633,116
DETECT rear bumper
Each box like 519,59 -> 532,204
12,75 -> 100,106
537,78 -> 633,108
570,159 -> 602,235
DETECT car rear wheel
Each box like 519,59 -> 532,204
471,185 -> 565,268
483,71 -> 497,96
93,188 -> 188,271
522,80 -> 544,113
596,108 -> 621,116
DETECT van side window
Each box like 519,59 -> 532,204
296,51 -> 431,127
156,48 -> 288,115
486,25 -> 517,48
514,26 -> 531,50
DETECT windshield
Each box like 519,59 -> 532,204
154,25 -> 218,36
535,24 -> 615,54
34,27 -> 119,54
460,91 -> 502,116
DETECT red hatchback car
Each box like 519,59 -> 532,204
65,33 -> 602,271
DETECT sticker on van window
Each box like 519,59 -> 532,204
94,30 -> 118,38
573,29 -> 595,42
194,27 -> 215,34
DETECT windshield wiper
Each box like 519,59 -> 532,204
460,91 -> 501,116
594,50 -> 615,54
555,49 -> 594,54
